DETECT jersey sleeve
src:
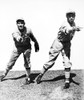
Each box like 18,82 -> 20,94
59,26 -> 66,33
27,28 -> 39,52
12,32 -> 21,42
12,32 -> 19,39
27,28 -> 37,43
58,22 -> 74,34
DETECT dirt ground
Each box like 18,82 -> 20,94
0,70 -> 84,100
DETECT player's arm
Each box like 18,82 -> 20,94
12,32 -> 22,42
65,26 -> 82,33
73,26 -> 83,31
29,31 -> 39,52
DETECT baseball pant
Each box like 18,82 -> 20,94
3,48 -> 31,77
43,39 -> 72,70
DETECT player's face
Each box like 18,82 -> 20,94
67,14 -> 75,23
17,22 -> 25,30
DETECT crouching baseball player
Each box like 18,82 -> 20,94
36,10 -> 82,89
0,18 -> 39,84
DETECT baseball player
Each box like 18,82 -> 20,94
36,10 -> 82,89
0,18 -> 39,84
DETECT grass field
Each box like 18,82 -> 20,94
0,70 -> 84,100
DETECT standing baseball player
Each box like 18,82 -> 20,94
36,10 -> 82,89
0,18 -> 39,84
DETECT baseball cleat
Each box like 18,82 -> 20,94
36,74 -> 43,84
24,77 -> 31,85
0,75 -> 5,81
64,82 -> 70,89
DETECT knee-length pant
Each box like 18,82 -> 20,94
6,48 -> 31,71
43,39 -> 72,69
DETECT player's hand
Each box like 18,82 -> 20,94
16,36 -> 23,42
34,42 -> 39,52
73,26 -> 83,31
76,26 -> 81,31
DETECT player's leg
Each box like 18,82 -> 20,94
63,55 -> 72,89
36,39 -> 63,84
0,49 -> 21,81
23,49 -> 31,84
62,43 -> 72,88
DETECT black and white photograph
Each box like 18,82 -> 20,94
0,0 -> 84,100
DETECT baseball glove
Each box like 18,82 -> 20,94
34,42 -> 39,52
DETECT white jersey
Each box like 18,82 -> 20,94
57,21 -> 76,42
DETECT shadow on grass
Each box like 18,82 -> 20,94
2,73 -> 40,82
2,72 -> 80,86
42,73 -> 80,86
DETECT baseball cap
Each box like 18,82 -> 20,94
16,18 -> 25,24
66,10 -> 76,17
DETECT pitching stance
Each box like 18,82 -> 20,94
36,10 -> 82,89
0,18 -> 39,84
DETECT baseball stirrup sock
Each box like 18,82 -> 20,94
26,68 -> 31,77
65,68 -> 71,82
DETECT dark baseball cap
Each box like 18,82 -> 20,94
66,10 -> 76,17
16,18 -> 25,24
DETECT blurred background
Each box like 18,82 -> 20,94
0,0 -> 84,71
